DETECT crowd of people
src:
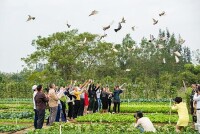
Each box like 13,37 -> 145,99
32,80 -> 126,129
32,80 -> 200,133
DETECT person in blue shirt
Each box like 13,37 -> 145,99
113,84 -> 125,113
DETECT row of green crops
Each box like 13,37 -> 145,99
0,111 -> 34,119
120,104 -> 174,113
0,124 -> 28,133
0,98 -> 32,104
0,119 -> 33,123
0,103 -> 172,113
121,98 -> 170,103
76,113 -> 181,123
0,104 -> 33,110
27,122 -> 196,134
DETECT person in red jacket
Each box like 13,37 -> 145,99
84,89 -> 89,115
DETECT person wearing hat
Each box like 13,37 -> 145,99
172,97 -> 189,133
32,85 -> 38,129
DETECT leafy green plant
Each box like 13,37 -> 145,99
26,122 -> 196,134
120,104 -> 174,113
0,124 -> 27,132
0,111 -> 34,119
76,113 -> 179,123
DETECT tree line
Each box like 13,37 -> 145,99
0,29 -> 200,98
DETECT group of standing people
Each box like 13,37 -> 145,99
32,81 -> 200,133
32,80 -> 125,129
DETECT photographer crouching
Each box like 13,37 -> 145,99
133,111 -> 156,133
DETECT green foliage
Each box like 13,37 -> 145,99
0,119 -> 33,123
1,29 -> 199,98
76,113 -> 178,123
0,111 -> 33,119
0,125 -> 27,133
0,98 -> 32,104
121,98 -> 170,102
120,104 -> 173,113
27,122 -> 196,134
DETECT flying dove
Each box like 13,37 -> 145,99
114,23 -> 122,32
179,37 -> 185,45
112,45 -> 118,52
174,51 -> 181,57
160,36 -> 167,41
26,15 -> 35,21
132,26 -> 135,31
89,10 -> 98,16
99,33 -> 107,41
78,37 -> 87,46
83,37 -> 87,43
120,17 -> 126,23
163,58 -> 166,64
152,18 -> 158,25
149,34 -> 155,42
66,21 -> 71,28
159,11 -> 165,16
127,46 -> 136,51
125,69 -> 131,72
175,56 -> 180,63
103,21 -> 114,31
113,48 -> 118,52
156,44 -> 164,49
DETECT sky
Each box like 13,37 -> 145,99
0,0 -> 200,73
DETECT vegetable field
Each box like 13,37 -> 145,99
0,98 -> 195,134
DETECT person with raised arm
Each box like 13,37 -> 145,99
73,80 -> 90,119
113,83 -> 126,113
88,81 -> 100,113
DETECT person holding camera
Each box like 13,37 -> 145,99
171,97 -> 189,133
193,86 -> 200,127
134,111 -> 156,133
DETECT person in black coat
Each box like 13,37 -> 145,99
88,83 -> 100,113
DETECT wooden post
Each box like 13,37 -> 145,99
59,124 -> 62,134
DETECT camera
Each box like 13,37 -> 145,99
134,113 -> 137,118
44,87 -> 49,93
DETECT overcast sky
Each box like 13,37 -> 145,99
0,0 -> 200,73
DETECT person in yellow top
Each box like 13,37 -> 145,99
172,97 -> 189,133
73,80 -> 91,119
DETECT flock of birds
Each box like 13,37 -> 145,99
26,10 -> 186,72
